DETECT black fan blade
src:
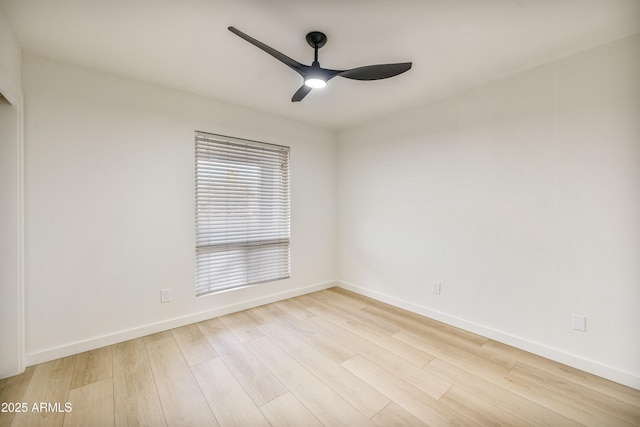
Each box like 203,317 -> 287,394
291,85 -> 312,102
337,62 -> 412,81
228,26 -> 307,75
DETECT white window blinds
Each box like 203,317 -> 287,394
195,132 -> 290,296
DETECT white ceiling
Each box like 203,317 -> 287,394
1,0 -> 639,130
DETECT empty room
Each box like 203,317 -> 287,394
1,1 -> 639,425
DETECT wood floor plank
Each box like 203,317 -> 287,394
425,358 -> 581,426
259,392 -> 323,427
310,290 -> 412,334
143,333 -> 218,427
10,355 -> 76,427
370,402 -> 428,427
393,328 -> 515,375
247,301 -> 292,324
192,358 -> 270,427
258,321 -> 390,418
219,310 -> 265,343
112,338 -> 166,427
70,346 -> 112,390
268,306 -> 358,364
171,324 -> 218,367
342,355 -> 476,426
272,297 -> 316,321
0,366 -> 35,400
0,366 -> 35,427
307,303 -> 435,367
63,378 -> 114,427
506,362 -> 638,426
361,304 -> 488,347
197,317 -> 287,406
439,385 -> 529,426
245,336 -> 374,426
510,361 -> 640,425
306,314 -> 452,400
334,287 -> 488,347
302,288 -> 368,312
483,339 -> 640,409
144,330 -> 172,342
336,307 -> 404,336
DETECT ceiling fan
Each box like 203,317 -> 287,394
228,26 -> 412,102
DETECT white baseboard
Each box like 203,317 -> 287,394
337,280 -> 640,391
26,280 -> 336,366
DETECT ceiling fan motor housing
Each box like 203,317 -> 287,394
306,31 -> 327,49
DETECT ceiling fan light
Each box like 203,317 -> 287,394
304,78 -> 326,88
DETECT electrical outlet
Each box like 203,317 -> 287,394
161,288 -> 172,303
572,313 -> 586,332
432,281 -> 441,295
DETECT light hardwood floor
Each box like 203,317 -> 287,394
1,287 -> 639,426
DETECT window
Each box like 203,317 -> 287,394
195,132 -> 290,296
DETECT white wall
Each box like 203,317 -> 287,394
22,54 -> 337,364
0,9 -> 24,379
337,34 -> 640,388
0,10 -> 20,90
0,95 -> 22,379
